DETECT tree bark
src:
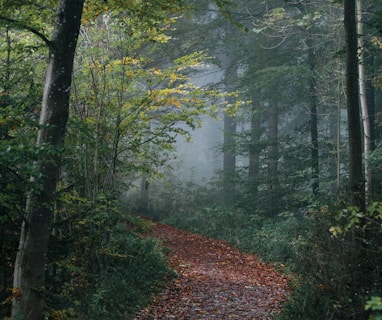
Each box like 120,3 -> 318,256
249,107 -> 261,200
344,0 -> 365,211
223,114 -> 236,196
223,64 -> 237,203
267,100 -> 278,217
308,44 -> 319,196
12,1 -> 84,319
357,0 -> 371,201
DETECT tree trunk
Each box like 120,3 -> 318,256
140,179 -> 150,213
344,0 -> 365,211
308,44 -> 319,196
329,101 -> 342,197
366,58 -> 376,152
223,114 -> 236,195
357,0 -> 371,201
366,55 -> 378,197
249,107 -> 261,201
267,100 -> 278,217
223,64 -> 237,203
12,1 -> 84,319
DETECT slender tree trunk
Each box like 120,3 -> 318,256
329,104 -> 341,196
89,62 -> 103,201
4,27 -> 10,92
223,113 -> 236,200
140,179 -> 150,213
344,5 -> 371,318
223,64 -> 237,203
0,27 -> 11,139
110,101 -> 122,194
366,56 -> 378,197
366,58 -> 376,152
344,0 -> 365,211
267,100 -> 278,217
357,0 -> 371,201
308,44 -> 319,196
12,1 -> 84,319
249,107 -> 261,200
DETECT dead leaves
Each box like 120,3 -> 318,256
134,224 -> 290,319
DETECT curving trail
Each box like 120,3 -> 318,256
134,223 -> 290,320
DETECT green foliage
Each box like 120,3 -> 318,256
143,171 -> 382,320
280,203 -> 382,320
76,226 -> 171,319
0,25 -> 46,316
66,11 -> 230,200
2,0 -> 382,319
143,175 -> 307,264
45,193 -> 172,319
366,297 -> 382,320
1,1 -> 233,316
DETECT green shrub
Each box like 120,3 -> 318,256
280,204 -> 382,320
45,194 -> 172,319
145,177 -> 382,320
365,297 -> 382,320
77,225 -> 171,319
248,212 -> 307,263
163,203 -> 306,264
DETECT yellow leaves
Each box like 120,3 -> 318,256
0,288 -> 21,310
139,112 -> 149,122
82,0 -> 108,24
169,72 -> 181,85
12,287 -> 23,300
86,59 -> 104,73
152,33 -> 171,43
174,51 -> 208,69
99,248 -> 131,259
150,67 -> 163,75
110,56 -> 141,67
104,56 -> 142,75
154,88 -> 189,96
162,97 -> 182,108
149,88 -> 190,110
85,116 -> 96,125
372,37 -> 382,50
329,226 -> 343,237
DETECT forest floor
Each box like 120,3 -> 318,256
134,223 -> 290,320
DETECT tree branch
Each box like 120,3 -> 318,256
0,15 -> 52,48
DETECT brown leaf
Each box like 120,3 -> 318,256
134,224 -> 290,320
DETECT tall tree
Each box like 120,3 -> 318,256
248,105 -> 262,200
344,0 -> 365,210
11,1 -> 85,318
267,99 -> 279,216
308,43 -> 319,196
223,62 -> 238,202
357,0 -> 372,201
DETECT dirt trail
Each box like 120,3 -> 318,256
134,223 -> 290,320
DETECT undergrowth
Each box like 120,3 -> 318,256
45,194 -> 172,319
129,177 -> 382,320
162,206 -> 307,265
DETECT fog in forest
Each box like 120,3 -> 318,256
173,64 -> 224,183
2,1 -> 382,319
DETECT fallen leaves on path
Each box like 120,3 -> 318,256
134,223 -> 290,320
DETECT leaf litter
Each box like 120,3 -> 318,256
134,223 -> 290,319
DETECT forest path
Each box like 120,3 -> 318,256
134,223 -> 290,320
